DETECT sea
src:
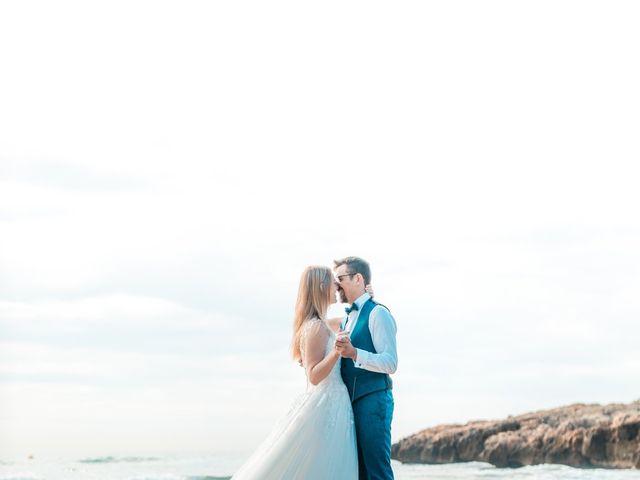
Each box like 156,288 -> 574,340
2,452 -> 640,480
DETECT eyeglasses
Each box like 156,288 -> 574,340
336,273 -> 357,283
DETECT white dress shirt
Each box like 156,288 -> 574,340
343,292 -> 398,374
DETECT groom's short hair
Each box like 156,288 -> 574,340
333,256 -> 371,285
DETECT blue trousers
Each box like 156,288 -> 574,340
352,389 -> 394,480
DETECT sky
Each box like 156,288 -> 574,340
1,0 -> 640,462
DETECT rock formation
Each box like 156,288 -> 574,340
392,401 -> 640,469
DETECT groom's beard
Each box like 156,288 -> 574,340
338,288 -> 348,304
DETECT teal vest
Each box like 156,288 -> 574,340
340,298 -> 393,403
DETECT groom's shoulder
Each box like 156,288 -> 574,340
370,301 -> 397,330
371,299 -> 391,314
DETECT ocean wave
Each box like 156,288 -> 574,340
77,456 -> 161,464
123,476 -> 231,480
0,476 -> 41,480
186,477 -> 231,480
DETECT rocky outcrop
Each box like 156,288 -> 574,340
392,401 -> 640,469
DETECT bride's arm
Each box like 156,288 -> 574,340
303,323 -> 340,386
365,284 -> 374,297
326,317 -> 344,332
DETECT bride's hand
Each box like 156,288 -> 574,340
365,284 -> 374,298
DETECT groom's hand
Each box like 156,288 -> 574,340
335,335 -> 357,361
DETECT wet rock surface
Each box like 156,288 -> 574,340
392,401 -> 640,469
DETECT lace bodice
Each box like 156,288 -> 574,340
299,318 -> 343,388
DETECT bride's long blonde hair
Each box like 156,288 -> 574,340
291,265 -> 333,362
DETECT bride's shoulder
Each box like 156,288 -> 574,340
299,318 -> 330,349
304,317 -> 326,329
301,317 -> 329,335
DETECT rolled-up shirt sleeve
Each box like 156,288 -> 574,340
354,306 -> 398,374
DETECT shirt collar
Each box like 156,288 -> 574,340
353,292 -> 370,309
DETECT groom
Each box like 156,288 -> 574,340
334,256 -> 398,480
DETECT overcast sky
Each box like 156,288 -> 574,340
1,0 -> 639,462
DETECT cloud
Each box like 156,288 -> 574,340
1,0 -> 640,460
3,158 -> 148,193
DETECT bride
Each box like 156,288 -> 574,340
231,265 -> 359,479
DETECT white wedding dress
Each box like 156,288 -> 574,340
231,318 -> 358,479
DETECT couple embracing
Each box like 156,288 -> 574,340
232,256 -> 398,480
